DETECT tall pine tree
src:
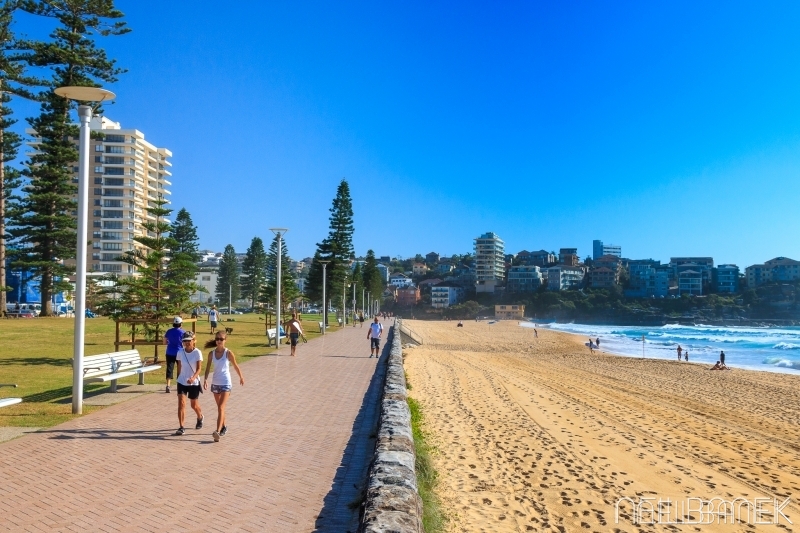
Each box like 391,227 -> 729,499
306,179 -> 354,304
240,236 -> 267,309
215,244 -> 239,306
106,196 -> 188,341
166,207 -> 201,312
8,0 -> 128,315
361,249 -> 384,311
0,1 -> 38,311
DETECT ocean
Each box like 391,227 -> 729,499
520,322 -> 800,375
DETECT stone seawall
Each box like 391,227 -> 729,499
360,320 -> 422,532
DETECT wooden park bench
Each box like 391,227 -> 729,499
77,350 -> 161,393
0,384 -> 21,408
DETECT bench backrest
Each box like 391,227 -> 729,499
267,328 -> 285,339
78,350 -> 142,378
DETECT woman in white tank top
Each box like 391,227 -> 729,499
202,332 -> 245,442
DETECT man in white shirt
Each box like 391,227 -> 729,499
367,316 -> 383,359
174,331 -> 204,436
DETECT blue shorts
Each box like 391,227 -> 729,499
210,384 -> 232,394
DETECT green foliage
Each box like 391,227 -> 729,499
407,395 -> 446,532
240,236 -> 267,308
166,208 -> 201,310
0,0 -> 38,311
8,0 -> 128,315
361,249 -> 383,309
215,244 -> 239,304
306,179 -> 354,302
104,197 -> 197,340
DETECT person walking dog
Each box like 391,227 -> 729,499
203,332 -> 244,442
368,316 -> 383,358
174,331 -> 203,436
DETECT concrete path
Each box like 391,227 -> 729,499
0,319 -> 394,532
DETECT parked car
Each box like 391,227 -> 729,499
14,309 -> 36,318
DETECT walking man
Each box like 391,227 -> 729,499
209,305 -> 219,334
284,311 -> 304,357
162,316 -> 185,393
175,331 -> 203,436
368,316 -> 383,358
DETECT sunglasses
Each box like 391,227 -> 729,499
215,338 -> 225,342
182,339 -> 193,343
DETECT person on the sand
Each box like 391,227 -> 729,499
709,361 -> 729,370
677,345 -> 683,360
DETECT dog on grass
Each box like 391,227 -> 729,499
225,327 -> 233,335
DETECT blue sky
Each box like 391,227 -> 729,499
12,1 -> 800,266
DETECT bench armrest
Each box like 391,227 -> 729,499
82,366 -> 102,375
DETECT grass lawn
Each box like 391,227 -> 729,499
0,312 -> 345,428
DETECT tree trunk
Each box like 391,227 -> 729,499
41,271 -> 52,316
0,80 -> 6,314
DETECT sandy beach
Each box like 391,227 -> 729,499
403,319 -> 800,532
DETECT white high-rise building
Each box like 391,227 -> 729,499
474,232 -> 505,293
28,116 -> 173,276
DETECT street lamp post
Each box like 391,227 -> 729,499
342,278 -> 350,326
362,287 -> 365,314
55,86 -> 115,416
352,282 -> 356,327
270,228 -> 288,347
320,260 -> 330,335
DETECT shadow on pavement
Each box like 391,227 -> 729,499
312,326 -> 393,532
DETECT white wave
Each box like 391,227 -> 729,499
773,342 -> 800,350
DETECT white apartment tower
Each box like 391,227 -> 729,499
30,116 -> 173,276
474,231 -> 505,293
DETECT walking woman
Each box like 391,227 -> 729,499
175,331 -> 203,436
203,332 -> 244,442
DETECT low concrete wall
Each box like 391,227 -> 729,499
360,320 -> 422,532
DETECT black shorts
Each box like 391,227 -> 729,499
165,355 -> 177,379
177,382 -> 202,400
290,333 -> 299,346
371,338 -> 380,350
210,321 -> 217,328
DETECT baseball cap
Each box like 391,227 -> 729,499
173,316 -> 183,325
181,331 -> 195,342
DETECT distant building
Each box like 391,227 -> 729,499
592,240 -> 622,260
594,254 -> 622,272
191,269 -> 218,303
559,248 -> 579,266
425,252 -> 440,264
530,250 -> 557,267
678,270 -> 703,295
495,304 -> 525,320
379,256 -> 391,263
625,260 -> 668,298
436,263 -> 454,274
746,257 -> 800,287
389,273 -> 412,287
714,264 -> 740,293
418,278 -> 442,289
396,285 -> 421,306
506,265 -> 543,293
588,267 -> 619,289
412,263 -> 428,276
376,263 -> 390,282
474,232 -> 505,293
431,285 -> 463,308
670,257 -> 714,286
547,266 -> 585,291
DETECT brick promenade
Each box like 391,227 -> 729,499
0,319 -> 393,532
